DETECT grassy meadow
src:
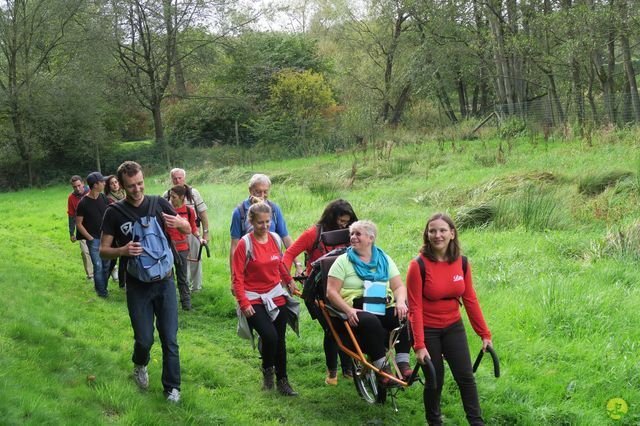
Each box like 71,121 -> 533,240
1,134 -> 639,425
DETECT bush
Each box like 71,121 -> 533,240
578,170 -> 634,196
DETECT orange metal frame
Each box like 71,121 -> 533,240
318,300 -> 409,387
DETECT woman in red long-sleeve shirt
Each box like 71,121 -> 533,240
407,213 -> 493,426
233,201 -> 298,396
283,199 -> 358,385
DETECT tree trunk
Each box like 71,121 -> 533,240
587,63 -> 598,124
592,50 -> 615,125
622,79 -> 632,124
456,75 -> 468,119
174,56 -> 187,98
152,104 -> 169,168
620,33 -> 640,122
571,58 -> 584,129
389,84 -> 411,126
546,71 -> 565,124
434,70 -> 458,123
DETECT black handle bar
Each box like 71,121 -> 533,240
472,345 -> 500,378
198,242 -> 210,261
411,359 -> 436,389
293,275 -> 307,283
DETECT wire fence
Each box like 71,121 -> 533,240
493,92 -> 640,134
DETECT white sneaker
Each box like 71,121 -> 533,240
133,364 -> 149,390
166,388 -> 180,403
111,270 -> 119,281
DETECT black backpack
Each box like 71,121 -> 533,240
414,255 -> 468,306
301,229 -> 351,319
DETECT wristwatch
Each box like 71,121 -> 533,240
203,229 -> 209,233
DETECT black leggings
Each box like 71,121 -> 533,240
247,304 -> 288,379
316,313 -> 353,373
331,307 -> 409,361
421,320 -> 483,426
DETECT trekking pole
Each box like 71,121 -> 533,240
472,345 -> 500,378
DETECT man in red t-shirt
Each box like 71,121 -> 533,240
67,175 -> 93,280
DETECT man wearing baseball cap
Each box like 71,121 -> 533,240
76,172 -> 111,297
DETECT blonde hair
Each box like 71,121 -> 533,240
248,201 -> 272,224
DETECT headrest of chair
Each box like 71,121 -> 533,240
321,228 -> 350,247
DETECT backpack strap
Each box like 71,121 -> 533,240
110,199 -> 138,223
242,233 -> 252,271
269,231 -> 284,255
267,200 -> 277,228
238,202 -> 247,234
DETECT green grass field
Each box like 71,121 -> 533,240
1,135 -> 639,425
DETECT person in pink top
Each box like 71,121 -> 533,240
232,201 -> 298,396
407,213 -> 493,426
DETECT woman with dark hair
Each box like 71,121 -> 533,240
167,185 -> 202,311
283,199 -> 358,385
233,202 -> 299,396
104,175 -> 125,204
407,213 -> 492,426
104,175 -> 126,285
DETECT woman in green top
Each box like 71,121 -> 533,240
326,220 -> 411,385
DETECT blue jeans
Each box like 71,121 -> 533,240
126,274 -> 180,392
87,238 -> 110,297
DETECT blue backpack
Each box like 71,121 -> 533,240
112,196 -> 174,282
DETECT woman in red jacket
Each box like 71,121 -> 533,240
407,213 -> 492,426
233,202 -> 299,396
168,185 -> 202,311
283,199 -> 358,385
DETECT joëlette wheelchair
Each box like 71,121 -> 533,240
294,228 -> 500,410
294,228 -> 436,411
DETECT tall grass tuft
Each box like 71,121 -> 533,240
577,170 -> 633,196
600,220 -> 640,261
455,204 -> 495,229
307,176 -> 343,200
494,185 -> 562,230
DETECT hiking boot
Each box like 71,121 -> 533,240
261,366 -> 275,390
133,364 -> 149,390
397,361 -> 413,381
277,377 -> 298,396
378,364 -> 400,388
181,302 -> 192,311
325,369 -> 338,386
166,388 -> 181,403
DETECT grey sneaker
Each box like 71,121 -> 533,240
166,388 -> 181,403
133,364 -> 149,390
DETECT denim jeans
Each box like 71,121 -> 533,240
126,274 -> 180,392
87,238 -> 110,297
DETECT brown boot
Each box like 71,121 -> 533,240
277,377 -> 298,396
261,367 -> 275,390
